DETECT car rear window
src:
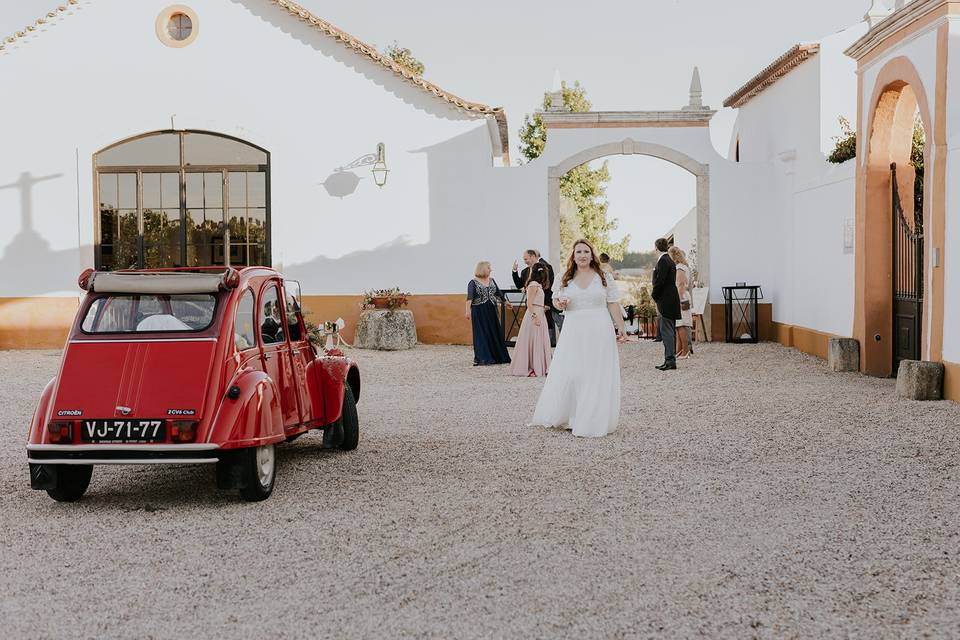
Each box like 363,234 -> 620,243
81,294 -> 217,334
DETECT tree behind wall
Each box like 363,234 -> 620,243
829,114 -> 925,217
518,82 -> 629,260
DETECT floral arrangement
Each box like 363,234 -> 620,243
303,313 -> 347,354
361,287 -> 410,311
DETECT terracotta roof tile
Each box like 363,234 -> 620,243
0,0 -> 79,52
268,0 -> 509,159
723,44 -> 820,109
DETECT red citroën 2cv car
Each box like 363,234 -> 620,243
26,267 -> 360,502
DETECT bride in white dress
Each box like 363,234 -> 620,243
530,239 -> 627,437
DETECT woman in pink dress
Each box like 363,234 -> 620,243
509,264 -> 552,377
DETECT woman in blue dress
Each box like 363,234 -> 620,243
465,261 -> 511,366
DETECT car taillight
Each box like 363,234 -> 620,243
47,421 -> 72,443
169,421 -> 198,443
77,268 -> 95,291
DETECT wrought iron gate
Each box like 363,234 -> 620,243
891,162 -> 923,372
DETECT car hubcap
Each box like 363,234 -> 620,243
256,445 -> 275,487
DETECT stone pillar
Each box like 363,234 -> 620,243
355,309 -> 417,351
828,338 -> 860,372
895,360 -> 945,400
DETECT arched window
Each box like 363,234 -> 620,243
95,131 -> 270,270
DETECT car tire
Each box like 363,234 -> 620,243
46,465 -> 93,502
239,444 -> 276,502
338,386 -> 359,451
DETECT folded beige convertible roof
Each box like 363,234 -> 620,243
88,271 -> 226,294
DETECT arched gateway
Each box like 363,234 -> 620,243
846,0 -> 955,386
546,139 -> 710,291
531,69 -> 728,336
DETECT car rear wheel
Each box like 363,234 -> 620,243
46,465 -> 93,502
239,444 -> 276,502
338,386 -> 359,451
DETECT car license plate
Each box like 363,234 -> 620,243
80,420 -> 166,443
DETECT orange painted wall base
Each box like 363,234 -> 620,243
770,322 -> 836,361
943,361 -> 960,403
0,297 -> 79,349
0,294 -> 474,350
709,303 -> 773,343
771,320 -> 960,403
301,294 -> 472,345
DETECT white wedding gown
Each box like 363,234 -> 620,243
530,273 -> 621,437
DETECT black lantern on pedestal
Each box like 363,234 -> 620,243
722,284 -> 763,343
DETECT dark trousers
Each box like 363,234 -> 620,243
659,315 -> 677,364
545,305 -> 556,347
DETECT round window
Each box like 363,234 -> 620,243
167,13 -> 192,41
156,6 -> 198,48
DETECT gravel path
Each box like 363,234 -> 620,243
1,342 -> 958,639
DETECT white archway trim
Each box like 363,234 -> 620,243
546,139 -> 710,308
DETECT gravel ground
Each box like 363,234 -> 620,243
1,341 -> 959,639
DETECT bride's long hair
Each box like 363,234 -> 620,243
561,238 -> 607,288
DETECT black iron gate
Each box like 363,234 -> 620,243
891,162 -> 923,372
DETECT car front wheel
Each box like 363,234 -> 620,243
239,444 -> 276,502
46,464 -> 93,502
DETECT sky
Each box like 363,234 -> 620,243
1,0 -> 870,252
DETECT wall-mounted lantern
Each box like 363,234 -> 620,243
371,142 -> 389,188
322,142 -> 389,198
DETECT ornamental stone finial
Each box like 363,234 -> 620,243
682,66 -> 710,111
865,0 -> 893,28
547,70 -> 568,112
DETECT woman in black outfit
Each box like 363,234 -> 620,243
465,261 -> 511,366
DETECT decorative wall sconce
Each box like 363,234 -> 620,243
322,142 -> 388,198
371,143 -> 389,188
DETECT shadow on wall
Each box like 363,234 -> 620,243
0,171 -> 86,296
233,0 -> 481,124
284,126 -> 500,295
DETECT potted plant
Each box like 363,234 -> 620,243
361,287 -> 410,311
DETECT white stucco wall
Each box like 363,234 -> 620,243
940,20 -> 960,364
725,24 -> 862,337
818,24 -> 867,155
0,0 -> 502,298
783,163 -> 856,336
666,207 -> 697,259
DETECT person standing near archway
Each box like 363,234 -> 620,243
512,249 -> 558,346
652,238 -> 681,370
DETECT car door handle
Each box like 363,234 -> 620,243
263,352 -> 274,360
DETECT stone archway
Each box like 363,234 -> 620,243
857,57 -> 934,377
546,138 -> 710,289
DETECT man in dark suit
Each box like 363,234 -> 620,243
513,249 -> 557,346
651,238 -> 681,370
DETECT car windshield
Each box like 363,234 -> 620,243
81,294 -> 217,334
